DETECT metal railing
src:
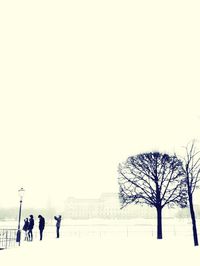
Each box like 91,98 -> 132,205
0,229 -> 18,250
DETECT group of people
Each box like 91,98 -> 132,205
22,214 -> 35,241
22,214 -> 62,241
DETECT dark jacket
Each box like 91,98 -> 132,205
28,217 -> 34,230
23,219 -> 29,231
38,216 -> 45,230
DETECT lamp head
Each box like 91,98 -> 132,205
18,187 -> 25,201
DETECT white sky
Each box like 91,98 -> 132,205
0,1 -> 200,209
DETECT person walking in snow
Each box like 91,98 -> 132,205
54,215 -> 62,238
38,215 -> 45,240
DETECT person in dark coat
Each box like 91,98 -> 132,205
28,215 -> 34,241
22,218 -> 29,240
54,215 -> 62,238
38,215 -> 45,240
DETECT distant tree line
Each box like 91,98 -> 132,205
0,207 -> 56,222
175,205 -> 200,219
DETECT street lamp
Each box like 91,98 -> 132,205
16,187 -> 25,246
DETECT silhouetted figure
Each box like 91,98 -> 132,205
54,215 -> 62,238
28,215 -> 34,241
38,215 -> 45,240
22,218 -> 29,240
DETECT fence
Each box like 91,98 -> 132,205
43,222 -> 195,239
0,219 -> 198,249
0,229 -> 18,250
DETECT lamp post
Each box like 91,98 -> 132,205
16,187 -> 25,246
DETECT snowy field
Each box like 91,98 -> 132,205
1,219 -> 200,265
1,233 -> 200,266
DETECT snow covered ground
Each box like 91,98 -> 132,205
1,219 -> 200,266
0,234 -> 200,266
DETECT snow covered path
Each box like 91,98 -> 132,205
1,235 -> 200,266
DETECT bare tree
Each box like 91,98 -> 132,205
118,152 -> 185,239
182,140 -> 200,246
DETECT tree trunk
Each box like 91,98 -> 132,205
188,193 -> 199,246
156,207 -> 162,239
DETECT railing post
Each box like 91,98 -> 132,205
5,230 -> 8,249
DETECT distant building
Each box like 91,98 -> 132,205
64,193 -> 156,219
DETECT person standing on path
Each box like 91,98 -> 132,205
28,215 -> 34,241
38,215 -> 45,240
54,215 -> 62,238
22,218 -> 29,240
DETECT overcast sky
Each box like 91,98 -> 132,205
0,1 -> 200,210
